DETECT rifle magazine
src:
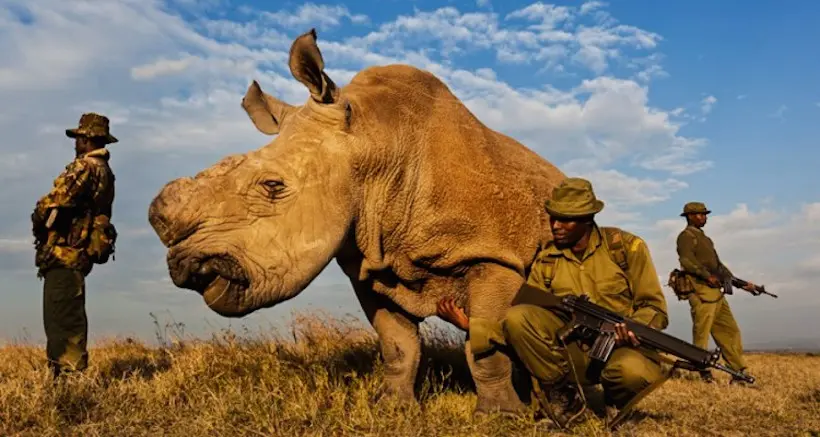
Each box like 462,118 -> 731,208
589,332 -> 616,362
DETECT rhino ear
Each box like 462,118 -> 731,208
241,80 -> 296,135
289,28 -> 337,104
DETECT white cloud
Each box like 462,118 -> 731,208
505,3 -> 573,28
580,1 -> 607,16
257,3 -> 369,28
1,0 -> 809,346
341,2 -> 662,75
0,238 -> 31,253
581,169 -> 688,206
131,55 -> 200,80
556,168 -> 689,227
700,95 -> 717,114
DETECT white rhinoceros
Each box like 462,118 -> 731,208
148,28 -> 566,415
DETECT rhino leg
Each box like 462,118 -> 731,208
466,264 -> 529,416
351,278 -> 421,403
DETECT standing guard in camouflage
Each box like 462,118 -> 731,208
31,113 -> 118,377
675,202 -> 756,385
440,178 -> 669,427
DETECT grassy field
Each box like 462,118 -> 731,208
1,312 -> 818,437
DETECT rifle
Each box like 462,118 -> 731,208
512,284 -> 754,383
723,276 -> 777,298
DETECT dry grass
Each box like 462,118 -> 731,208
1,312 -> 818,437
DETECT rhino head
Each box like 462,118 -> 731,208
148,29 -> 357,317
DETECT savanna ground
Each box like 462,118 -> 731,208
1,312 -> 818,437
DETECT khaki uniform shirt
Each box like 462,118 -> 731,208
527,225 -> 669,330
675,225 -> 732,283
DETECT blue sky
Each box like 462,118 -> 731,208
0,0 -> 818,349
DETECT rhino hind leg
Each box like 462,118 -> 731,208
466,264 -> 529,416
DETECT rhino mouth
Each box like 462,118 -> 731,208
172,254 -> 250,299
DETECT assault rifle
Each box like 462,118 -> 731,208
722,276 -> 777,298
512,284 -> 755,383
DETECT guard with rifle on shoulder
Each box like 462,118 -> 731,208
667,202 -> 769,386
31,113 -> 119,378
439,178 -> 691,429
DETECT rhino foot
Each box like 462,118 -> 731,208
377,378 -> 417,404
473,380 -> 529,418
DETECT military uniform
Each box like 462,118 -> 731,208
467,179 -> 668,426
31,113 -> 117,376
676,202 -> 747,376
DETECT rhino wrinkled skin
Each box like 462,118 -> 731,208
148,28 -> 566,415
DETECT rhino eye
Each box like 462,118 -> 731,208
261,179 -> 287,199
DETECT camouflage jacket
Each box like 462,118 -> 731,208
31,148 -> 115,276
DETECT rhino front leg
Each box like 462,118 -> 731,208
351,278 -> 421,402
466,263 -> 529,416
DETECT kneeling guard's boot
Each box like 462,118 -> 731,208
533,379 -> 586,429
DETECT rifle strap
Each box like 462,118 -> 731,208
530,336 -> 590,429
606,352 -> 680,430
540,254 -> 558,288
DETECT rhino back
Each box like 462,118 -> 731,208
343,65 -> 565,277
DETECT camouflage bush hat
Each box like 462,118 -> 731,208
680,202 -> 711,216
65,113 -> 118,144
543,177 -> 604,218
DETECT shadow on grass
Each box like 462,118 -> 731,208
100,351 -> 173,381
624,410 -> 675,423
268,315 -> 533,402
54,387 -> 99,425
415,325 -> 534,403
798,388 -> 820,403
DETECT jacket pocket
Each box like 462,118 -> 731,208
595,277 -> 632,314
551,286 -> 575,298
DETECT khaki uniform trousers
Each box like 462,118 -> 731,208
688,283 -> 746,371
502,304 -> 663,409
